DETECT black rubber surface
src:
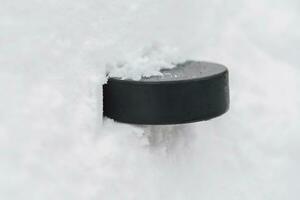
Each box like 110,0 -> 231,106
103,61 -> 229,125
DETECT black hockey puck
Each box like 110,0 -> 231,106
103,61 -> 229,125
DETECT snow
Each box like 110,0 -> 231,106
107,43 -> 182,80
1,0 -> 300,199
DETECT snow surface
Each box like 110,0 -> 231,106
1,0 -> 300,199
107,43 -> 182,80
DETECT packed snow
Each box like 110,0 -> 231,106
0,0 -> 299,199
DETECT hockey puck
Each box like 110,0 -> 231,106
103,61 -> 229,125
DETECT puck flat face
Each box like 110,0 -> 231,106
103,61 -> 229,125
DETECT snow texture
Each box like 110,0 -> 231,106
0,0 -> 300,199
107,43 -> 182,80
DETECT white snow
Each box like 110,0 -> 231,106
0,0 -> 300,199
107,43 -> 182,80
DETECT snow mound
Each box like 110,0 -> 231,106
107,43 -> 182,80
